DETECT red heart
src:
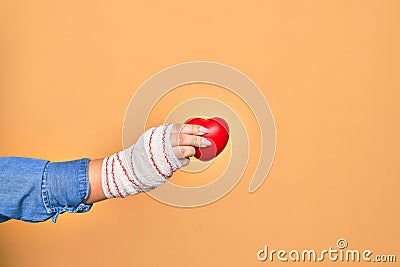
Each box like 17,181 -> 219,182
185,117 -> 230,161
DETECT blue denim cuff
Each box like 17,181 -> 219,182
0,214 -> 10,223
0,157 -> 50,222
42,158 -> 92,223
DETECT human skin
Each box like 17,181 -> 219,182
85,124 -> 211,204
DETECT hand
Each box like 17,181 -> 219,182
86,123 -> 214,202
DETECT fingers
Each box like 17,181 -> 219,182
180,158 -> 190,167
171,123 -> 211,135
173,146 -> 196,159
170,133 -> 213,148
173,146 -> 192,167
168,123 -> 213,169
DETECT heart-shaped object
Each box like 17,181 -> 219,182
185,117 -> 230,161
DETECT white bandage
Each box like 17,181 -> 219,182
101,124 -> 182,198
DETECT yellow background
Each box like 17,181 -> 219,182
0,1 -> 399,266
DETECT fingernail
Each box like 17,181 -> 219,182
200,138 -> 213,147
199,126 -> 211,134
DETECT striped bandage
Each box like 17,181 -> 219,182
101,124 -> 182,198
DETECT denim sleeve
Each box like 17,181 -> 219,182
0,157 -> 92,223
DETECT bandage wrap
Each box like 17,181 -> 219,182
101,124 -> 182,198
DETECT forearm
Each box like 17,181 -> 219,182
85,158 -> 106,204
